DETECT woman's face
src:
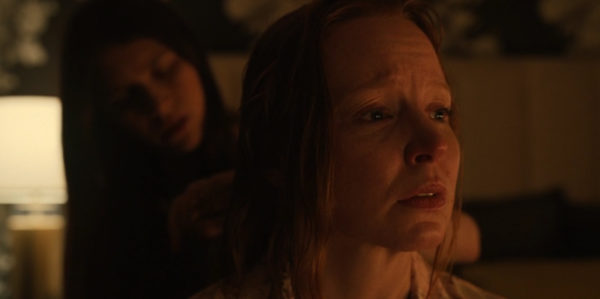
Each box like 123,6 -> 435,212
101,38 -> 206,152
323,13 -> 460,251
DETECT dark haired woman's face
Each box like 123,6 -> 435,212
101,38 -> 205,152
324,13 -> 460,251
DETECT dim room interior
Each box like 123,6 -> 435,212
0,0 -> 599,298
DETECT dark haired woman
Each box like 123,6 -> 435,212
195,0 -> 501,298
61,1 -> 234,298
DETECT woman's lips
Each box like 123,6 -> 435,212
398,193 -> 446,209
397,183 -> 447,209
162,116 -> 189,142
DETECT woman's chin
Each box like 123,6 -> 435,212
382,223 -> 446,252
178,138 -> 200,153
410,222 -> 446,247
408,235 -> 444,251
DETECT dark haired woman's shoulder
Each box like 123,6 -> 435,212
190,281 -> 227,299
189,281 -> 271,299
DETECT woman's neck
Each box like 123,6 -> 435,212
162,144 -> 207,172
321,234 -> 413,299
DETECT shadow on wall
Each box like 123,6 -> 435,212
463,189 -> 600,260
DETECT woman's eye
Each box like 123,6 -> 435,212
155,58 -> 180,80
111,85 -> 152,113
360,109 -> 392,122
430,107 -> 452,122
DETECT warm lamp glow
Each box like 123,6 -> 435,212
0,96 -> 65,204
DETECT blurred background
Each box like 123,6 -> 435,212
0,0 -> 599,298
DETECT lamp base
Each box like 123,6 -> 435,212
8,204 -> 63,299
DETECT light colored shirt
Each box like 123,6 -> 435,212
192,252 -> 504,299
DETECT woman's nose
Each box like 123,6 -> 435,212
138,84 -> 173,117
404,119 -> 449,166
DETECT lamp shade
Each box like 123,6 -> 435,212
0,96 -> 65,204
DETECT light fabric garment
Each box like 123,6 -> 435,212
192,252 -> 504,299
408,253 -> 505,299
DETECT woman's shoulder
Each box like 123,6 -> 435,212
411,252 -> 505,299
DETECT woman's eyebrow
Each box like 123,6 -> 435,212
334,94 -> 384,116
350,67 -> 404,93
420,80 -> 451,101
331,68 -> 401,105
424,81 -> 453,102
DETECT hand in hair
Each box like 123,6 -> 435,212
169,171 -> 234,252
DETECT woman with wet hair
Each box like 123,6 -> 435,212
61,0 -> 234,298
195,0 -> 501,298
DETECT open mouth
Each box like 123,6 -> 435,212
398,192 -> 446,209
398,183 -> 447,209
162,116 -> 188,142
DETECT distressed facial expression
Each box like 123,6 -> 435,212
324,12 -> 460,250
101,38 -> 206,152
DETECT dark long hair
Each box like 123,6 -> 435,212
60,0 -> 233,298
229,0 -> 457,298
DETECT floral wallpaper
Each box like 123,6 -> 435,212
0,0 -> 598,93
434,0 -> 600,56
540,0 -> 600,55
220,0 -> 599,56
224,0 -> 310,34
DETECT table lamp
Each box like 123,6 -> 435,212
0,95 -> 65,299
